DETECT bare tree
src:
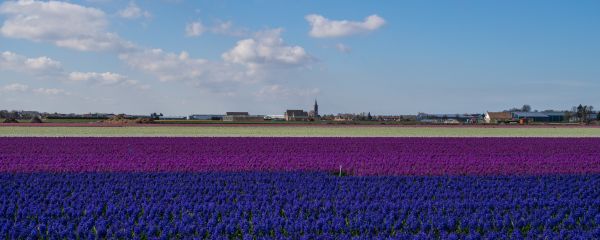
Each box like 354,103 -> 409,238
575,105 -> 595,124
577,104 -> 584,123
504,104 -> 532,112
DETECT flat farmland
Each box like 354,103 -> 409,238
3,125 -> 600,239
2,136 -> 600,238
2,125 -> 600,137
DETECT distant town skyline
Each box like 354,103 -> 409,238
1,1 -> 599,115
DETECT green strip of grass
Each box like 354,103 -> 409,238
2,126 -> 600,137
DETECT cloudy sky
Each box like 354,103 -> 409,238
1,0 -> 599,115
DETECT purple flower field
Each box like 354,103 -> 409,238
2,136 -> 600,238
2,137 -> 599,175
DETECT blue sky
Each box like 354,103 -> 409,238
1,0 -> 599,115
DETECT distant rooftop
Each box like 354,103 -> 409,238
226,112 -> 249,116
513,112 -> 553,117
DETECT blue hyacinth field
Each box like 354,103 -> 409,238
1,172 -> 599,239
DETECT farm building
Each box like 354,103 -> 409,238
222,115 -> 265,122
543,112 -> 568,122
223,111 -> 264,122
226,112 -> 249,116
377,115 -> 418,122
511,112 -> 550,122
417,113 -> 482,124
158,116 -> 187,120
512,112 -> 569,123
188,114 -> 224,120
285,110 -> 309,121
484,112 -> 513,124
265,115 -> 285,121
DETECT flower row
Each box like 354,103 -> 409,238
2,137 -> 600,175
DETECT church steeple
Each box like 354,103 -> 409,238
313,99 -> 319,117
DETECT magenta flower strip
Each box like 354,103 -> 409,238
2,137 -> 599,175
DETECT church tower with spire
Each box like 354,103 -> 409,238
313,99 -> 319,117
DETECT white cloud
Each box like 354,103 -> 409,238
222,28 -> 312,74
185,20 -> 248,38
68,71 -> 139,86
0,1 -> 316,97
68,71 -> 150,90
0,0 -> 135,52
121,28 -> 313,92
25,56 -> 62,70
305,14 -> 385,38
120,49 -> 208,82
86,0 -> 113,3
210,20 -> 248,37
335,43 -> 351,53
0,50 -> 146,91
0,83 -> 69,96
1,83 -> 29,93
118,1 -> 151,19
255,84 -> 320,98
0,51 -> 62,73
119,49 -> 249,86
32,87 -> 67,95
185,21 -> 205,37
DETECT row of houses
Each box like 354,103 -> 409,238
0,111 -> 113,119
189,100 -> 320,122
416,113 -> 482,124
417,111 -> 597,124
188,112 -> 266,122
185,111 -> 589,124
484,111 -> 598,124
188,111 -> 314,122
414,111 -> 573,124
